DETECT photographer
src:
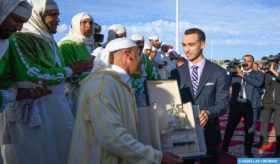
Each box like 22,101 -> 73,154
221,54 -> 264,157
258,60 -> 280,157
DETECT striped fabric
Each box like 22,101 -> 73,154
191,65 -> 199,95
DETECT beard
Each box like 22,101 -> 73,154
49,28 -> 57,34
47,21 -> 58,34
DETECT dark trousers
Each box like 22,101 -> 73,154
222,102 -> 257,153
260,101 -> 280,153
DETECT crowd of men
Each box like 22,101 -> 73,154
0,0 -> 279,164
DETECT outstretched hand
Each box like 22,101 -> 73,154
161,152 -> 183,164
16,86 -> 51,101
71,60 -> 93,75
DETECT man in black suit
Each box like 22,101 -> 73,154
221,54 -> 264,157
258,60 -> 280,157
175,28 -> 229,164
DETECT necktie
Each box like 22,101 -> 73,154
191,65 -> 199,95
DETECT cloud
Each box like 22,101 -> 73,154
214,39 -> 280,46
55,24 -> 69,42
57,24 -> 69,35
178,0 -> 280,44
213,39 -> 280,46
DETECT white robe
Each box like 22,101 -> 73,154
6,85 -> 74,164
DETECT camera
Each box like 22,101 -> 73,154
261,55 -> 280,71
93,23 -> 104,43
224,59 -> 247,75
94,34 -> 104,43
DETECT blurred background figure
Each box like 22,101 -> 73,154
131,34 -> 144,52
130,37 -> 153,106
103,24 -> 126,47
156,43 -> 170,79
253,62 -> 260,72
148,35 -> 160,49
166,49 -> 179,78
149,46 -> 161,80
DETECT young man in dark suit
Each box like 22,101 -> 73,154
221,54 -> 264,157
175,28 -> 229,164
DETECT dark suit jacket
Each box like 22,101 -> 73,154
175,60 -> 229,147
263,72 -> 280,104
230,70 -> 264,108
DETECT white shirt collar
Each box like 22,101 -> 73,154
243,69 -> 252,74
110,65 -> 131,85
188,57 -> 206,69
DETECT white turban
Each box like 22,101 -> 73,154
27,0 -> 58,17
21,0 -> 59,43
108,24 -> 126,34
106,38 -> 136,52
59,12 -> 94,45
131,34 -> 144,41
92,38 -> 136,73
45,0 -> 58,11
149,35 -> 159,40
0,0 -> 25,25
143,42 -> 152,50
91,47 -> 110,73
106,24 -> 126,43
12,1 -> 32,20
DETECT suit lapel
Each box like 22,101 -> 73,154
195,60 -> 211,98
244,71 -> 252,94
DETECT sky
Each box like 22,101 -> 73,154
55,0 -> 280,60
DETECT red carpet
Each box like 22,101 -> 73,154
218,113 -> 276,164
